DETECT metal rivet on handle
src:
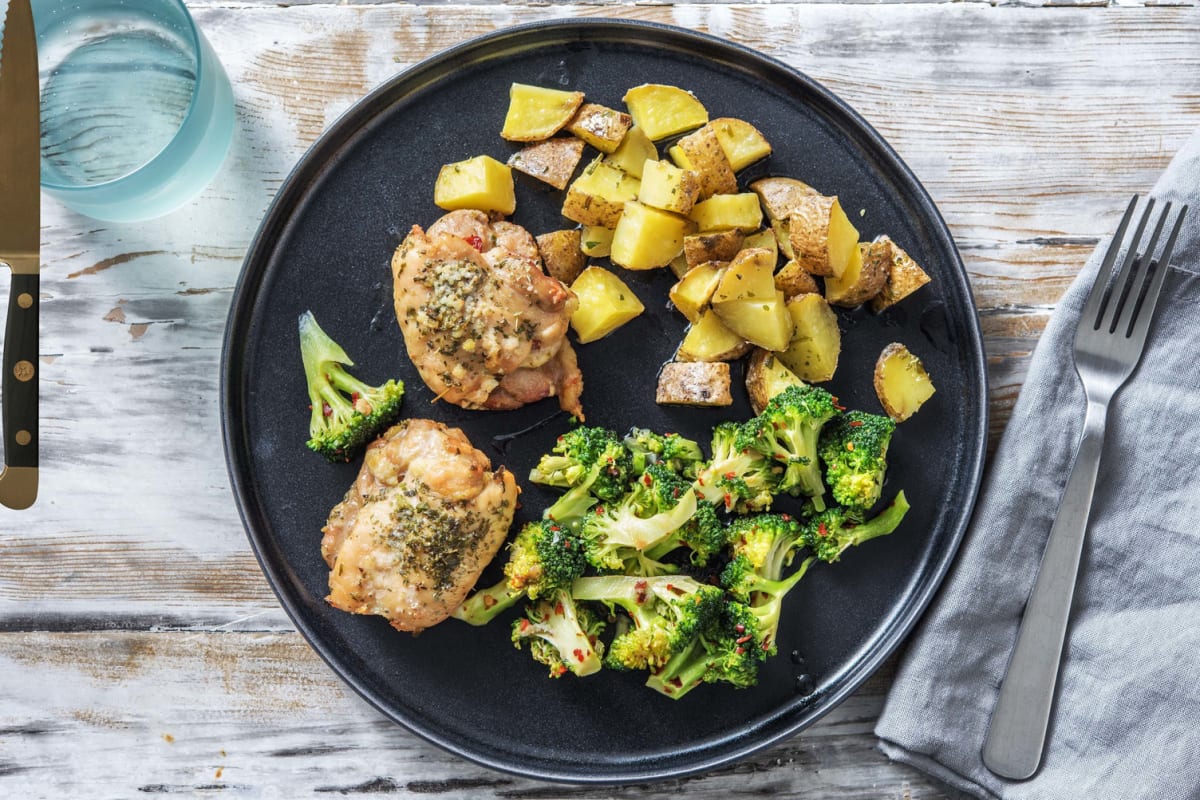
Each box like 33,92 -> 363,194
14,431 -> 31,446
13,361 -> 34,382
17,293 -> 33,309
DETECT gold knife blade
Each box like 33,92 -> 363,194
0,0 -> 40,510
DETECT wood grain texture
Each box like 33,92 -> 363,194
2,2 -> 1196,796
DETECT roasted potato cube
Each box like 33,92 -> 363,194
536,229 -> 587,285
581,225 -> 614,258
434,155 -> 516,215
777,293 -> 840,382
867,236 -> 932,312
668,144 -> 692,170
711,117 -> 772,171
569,266 -> 645,344
669,260 -> 726,323
742,229 -> 778,263
684,229 -> 744,268
689,193 -> 763,233
656,361 -> 733,407
562,157 -> 640,228
677,310 -> 751,362
712,290 -> 792,352
874,342 -> 935,421
675,125 -> 738,199
623,84 -> 708,141
566,103 -> 633,153
610,201 -> 693,270
606,126 -> 657,178
712,247 -> 775,304
775,259 -> 821,298
668,254 -> 691,280
788,195 -> 860,278
751,176 -> 819,221
638,159 -> 701,215
501,83 -> 585,141
745,349 -> 806,415
826,242 -> 886,307
508,137 -> 585,190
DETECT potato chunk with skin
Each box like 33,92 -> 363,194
569,266 -> 645,344
711,118 -> 772,171
777,293 -> 840,382
566,103 -> 633,153
712,247 -> 775,305
751,177 -> 819,222
623,84 -> 709,141
675,125 -> 738,199
867,236 -> 933,313
742,229 -> 778,263
610,201 -> 693,270
501,84 -> 585,141
434,155 -> 516,215
689,193 -> 764,233
606,126 -> 657,178
788,195 -> 860,278
678,310 -> 751,362
536,229 -> 587,285
562,157 -> 641,228
712,290 -> 792,352
684,229 -> 744,268
826,242 -> 886,307
656,361 -> 732,407
874,343 -> 935,422
580,225 -> 614,258
746,349 -> 806,415
508,137 -> 585,191
638,159 -> 701,216
775,259 -> 821,299
670,260 -> 726,324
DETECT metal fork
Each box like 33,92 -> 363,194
982,196 -> 1189,781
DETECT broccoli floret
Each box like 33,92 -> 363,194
571,575 -> 724,672
643,500 -> 728,567
578,478 -> 698,572
646,600 -> 766,699
741,384 -> 839,509
452,520 -> 587,626
511,590 -> 605,678
720,513 -> 813,656
624,428 -> 705,479
629,464 -> 693,518
802,490 -> 910,563
530,426 -> 632,502
299,311 -> 405,462
695,421 -> 776,513
818,411 -> 896,512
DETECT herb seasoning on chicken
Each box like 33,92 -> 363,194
392,210 -> 584,418
321,419 -> 519,633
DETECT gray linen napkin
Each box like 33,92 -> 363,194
875,130 -> 1200,800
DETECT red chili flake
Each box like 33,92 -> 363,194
669,677 -> 683,688
643,474 -> 653,487
846,442 -> 855,452
818,522 -> 828,538
697,476 -> 705,486
557,435 -> 564,442
519,618 -> 531,632
465,234 -> 485,251
723,493 -> 733,509
550,525 -> 560,532
724,471 -> 736,480
672,487 -> 681,498
634,580 -> 648,605
736,635 -> 752,644
734,623 -> 746,634
595,506 -> 605,515
781,513 -> 792,522
483,595 -> 498,609
554,664 -> 568,677
735,646 -> 745,655
322,403 -> 333,417
555,601 -> 565,616
832,398 -> 847,411
573,648 -> 586,663
849,420 -> 863,428
350,392 -> 359,404
761,639 -> 772,651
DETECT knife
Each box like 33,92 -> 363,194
0,0 -> 39,510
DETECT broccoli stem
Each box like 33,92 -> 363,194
451,578 -> 523,626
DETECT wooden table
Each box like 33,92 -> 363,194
3,1 -> 1196,796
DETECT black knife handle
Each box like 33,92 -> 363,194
3,272 -> 38,469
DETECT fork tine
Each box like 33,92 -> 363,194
1080,195 -> 1138,329
1126,204 -> 1188,343
1110,201 -> 1170,334
1096,197 -> 1155,332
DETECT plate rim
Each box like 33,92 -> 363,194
221,16 -> 989,784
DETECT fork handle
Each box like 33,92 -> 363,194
982,400 -> 1107,780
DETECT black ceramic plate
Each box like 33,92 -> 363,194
222,19 -> 987,783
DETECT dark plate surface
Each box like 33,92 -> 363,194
222,19 -> 987,784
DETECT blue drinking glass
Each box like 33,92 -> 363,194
32,0 -> 234,222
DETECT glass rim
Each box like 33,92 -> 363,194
38,0 -> 209,194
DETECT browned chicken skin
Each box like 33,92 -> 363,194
392,210 -> 584,419
321,419 -> 518,633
